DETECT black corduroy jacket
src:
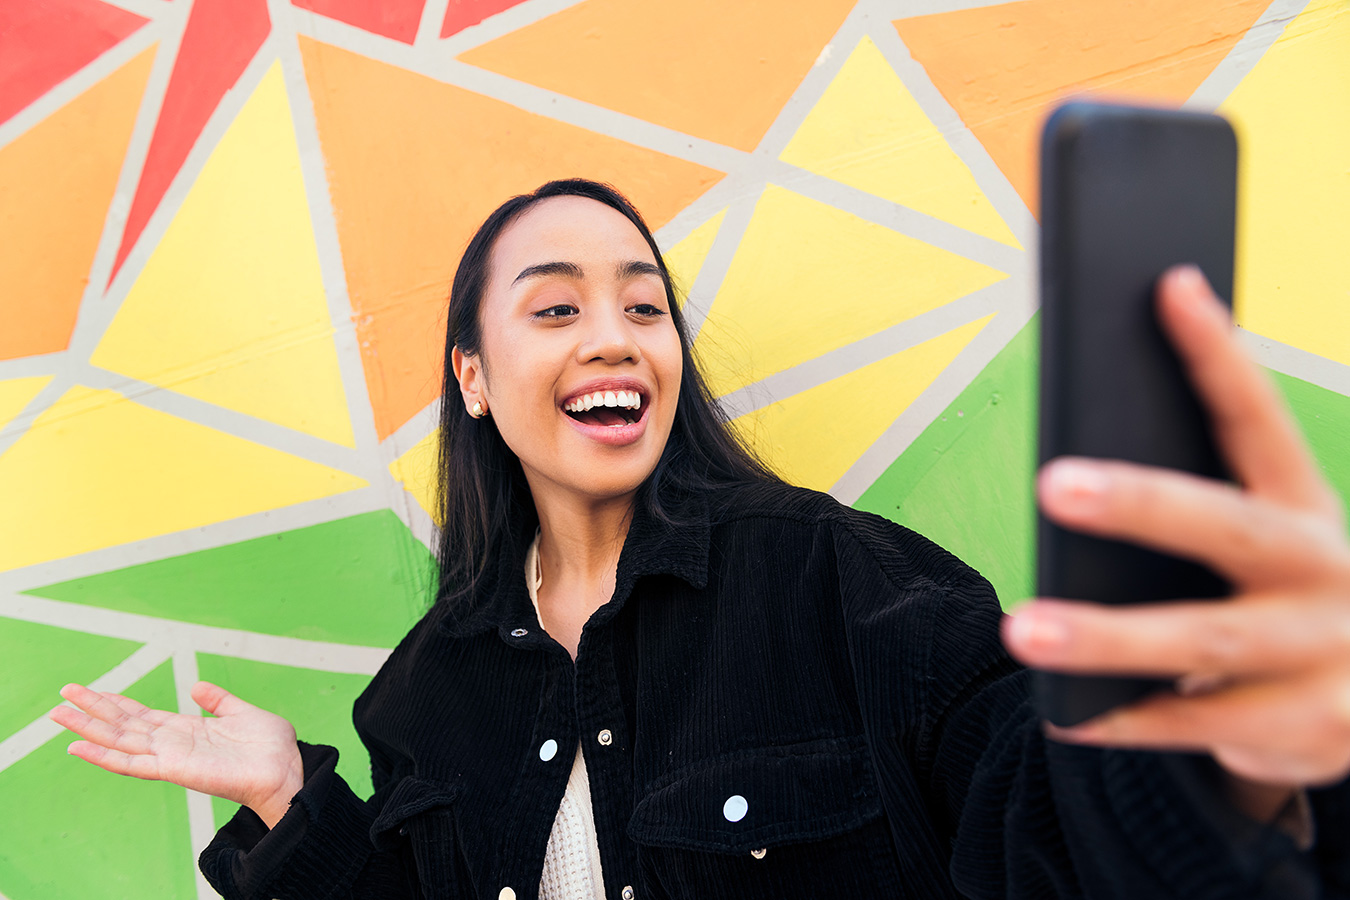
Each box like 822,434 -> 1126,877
201,482 -> 1348,899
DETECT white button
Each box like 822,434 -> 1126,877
597,729 -> 613,746
510,628 -> 528,637
621,887 -> 634,900
722,794 -> 748,822
499,889 -> 516,900
539,739 -> 558,761
751,848 -> 767,859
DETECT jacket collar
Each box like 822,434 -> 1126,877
437,489 -> 710,642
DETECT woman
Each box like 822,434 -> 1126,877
52,180 -> 1350,899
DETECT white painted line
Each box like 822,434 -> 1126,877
188,785 -> 225,899
417,0 -> 453,47
0,643 -> 171,776
65,1 -> 193,353
831,282 -> 1037,505
173,648 -> 203,722
1185,0 -> 1311,110
0,485 -> 394,594
77,366 -> 370,479
0,594 -> 392,675
269,0 -> 390,473
1239,329 -> 1350,397
0,23 -> 163,155
435,0 -> 587,55
680,182 -> 765,342
871,7 -> 1037,254
173,650 -> 226,900
95,0 -> 167,18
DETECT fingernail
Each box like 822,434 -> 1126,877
1043,460 -> 1109,510
1045,721 -> 1100,743
1008,611 -> 1070,651
1171,264 -> 1206,292
1174,672 -> 1229,697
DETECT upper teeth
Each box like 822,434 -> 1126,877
564,390 -> 642,413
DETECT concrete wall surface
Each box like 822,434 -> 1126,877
1,0 -> 1347,896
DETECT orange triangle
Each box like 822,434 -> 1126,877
0,46 -> 155,361
894,0 -> 1271,215
458,0 -> 855,152
299,37 -> 724,440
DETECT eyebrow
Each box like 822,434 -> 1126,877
512,261 -> 585,286
511,259 -> 663,286
616,260 -> 663,281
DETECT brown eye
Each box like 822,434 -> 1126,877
534,304 -> 578,319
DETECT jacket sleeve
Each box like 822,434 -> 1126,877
198,741 -> 417,900
832,514 -> 1350,900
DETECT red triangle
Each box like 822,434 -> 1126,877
0,0 -> 148,125
292,0 -> 426,45
441,0 -> 530,38
110,0 -> 270,281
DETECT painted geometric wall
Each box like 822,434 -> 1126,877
2,0 -> 1348,897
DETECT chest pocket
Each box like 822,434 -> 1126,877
370,776 -> 464,900
627,736 -> 901,899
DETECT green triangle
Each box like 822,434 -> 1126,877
195,654 -> 375,828
853,319 -> 1350,612
0,660 -> 197,900
854,316 -> 1038,610
25,511 -> 435,648
0,618 -> 141,741
1271,369 -> 1350,506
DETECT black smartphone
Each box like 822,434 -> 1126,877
1035,101 -> 1237,728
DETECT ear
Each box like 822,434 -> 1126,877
451,346 -> 485,414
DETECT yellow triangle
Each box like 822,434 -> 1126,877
0,386 -> 367,571
664,208 -> 727,305
389,428 -> 439,524
693,185 -> 1005,397
1221,0 -> 1350,367
779,36 -> 1019,248
90,62 -> 356,446
732,315 -> 992,492
0,376 -> 52,436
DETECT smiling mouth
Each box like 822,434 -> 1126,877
563,389 -> 643,427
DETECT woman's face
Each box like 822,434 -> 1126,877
454,195 -> 683,511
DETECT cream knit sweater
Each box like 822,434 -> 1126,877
526,534 -> 608,899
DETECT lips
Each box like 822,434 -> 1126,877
560,380 -> 650,445
563,389 -> 641,426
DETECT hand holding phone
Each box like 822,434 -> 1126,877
1007,264 -> 1350,793
1034,101 -> 1237,726
1001,103 -> 1350,797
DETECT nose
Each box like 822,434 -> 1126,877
576,304 -> 641,365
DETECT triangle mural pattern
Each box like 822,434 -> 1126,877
1,1 -> 1346,897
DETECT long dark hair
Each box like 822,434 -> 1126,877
434,179 -> 779,607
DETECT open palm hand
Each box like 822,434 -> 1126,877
50,681 -> 303,828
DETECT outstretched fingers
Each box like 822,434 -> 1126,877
1044,674 -> 1350,787
1037,458 -> 1344,589
52,683 -> 170,756
1005,593 -> 1348,680
59,683 -> 155,733
48,702 -> 153,756
66,739 -> 164,781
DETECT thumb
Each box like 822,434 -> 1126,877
191,680 -> 253,717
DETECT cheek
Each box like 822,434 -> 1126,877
659,339 -> 684,404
